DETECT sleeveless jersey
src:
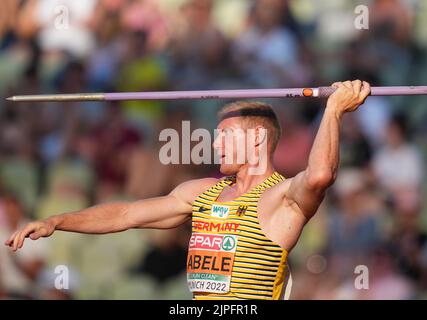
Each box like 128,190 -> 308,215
187,171 -> 290,300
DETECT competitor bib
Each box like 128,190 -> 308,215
187,233 -> 237,294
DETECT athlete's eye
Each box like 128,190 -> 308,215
222,128 -> 233,136
217,128 -> 228,137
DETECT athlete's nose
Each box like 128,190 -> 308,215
213,131 -> 223,150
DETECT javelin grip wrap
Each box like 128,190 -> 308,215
318,86 -> 336,98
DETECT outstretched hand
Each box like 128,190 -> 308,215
4,220 -> 56,252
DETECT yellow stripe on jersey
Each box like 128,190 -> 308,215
189,171 -> 289,300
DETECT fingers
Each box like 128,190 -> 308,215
16,227 -> 33,250
328,79 -> 371,112
352,79 -> 362,94
331,81 -> 355,94
4,230 -> 19,247
11,230 -> 24,251
362,80 -> 371,92
10,231 -> 20,251
5,221 -> 52,252
360,81 -> 371,102
343,80 -> 353,90
29,229 -> 45,241
331,82 -> 342,89
12,224 -> 36,251
331,79 -> 370,98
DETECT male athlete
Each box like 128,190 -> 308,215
5,80 -> 371,300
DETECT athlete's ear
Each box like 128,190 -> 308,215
253,125 -> 268,147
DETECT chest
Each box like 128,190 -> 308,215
215,187 -> 242,203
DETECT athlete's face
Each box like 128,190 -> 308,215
213,118 -> 249,175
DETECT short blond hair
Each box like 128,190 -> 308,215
218,101 -> 282,153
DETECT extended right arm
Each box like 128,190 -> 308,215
5,178 -> 218,251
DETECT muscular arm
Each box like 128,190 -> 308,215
54,181 -> 196,233
285,80 -> 371,221
5,178 -> 218,251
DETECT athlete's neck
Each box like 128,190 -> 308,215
233,162 -> 276,195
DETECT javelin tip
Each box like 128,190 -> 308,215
5,93 -> 106,102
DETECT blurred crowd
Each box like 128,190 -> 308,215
0,0 -> 427,300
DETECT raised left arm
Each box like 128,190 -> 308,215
285,80 -> 371,221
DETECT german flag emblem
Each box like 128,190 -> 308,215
236,205 -> 248,217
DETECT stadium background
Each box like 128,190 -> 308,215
0,0 -> 427,299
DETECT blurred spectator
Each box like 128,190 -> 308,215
90,103 -> 141,187
389,190 -> 427,291
326,169 -> 384,272
168,0 -> 229,90
370,0 -> 414,46
273,106 -> 313,177
27,0 -> 97,57
233,0 -> 302,87
116,31 -> 168,134
355,96 -> 392,148
36,266 -> 79,299
131,227 -> 188,285
361,247 -> 415,300
337,113 -> 373,168
120,0 -> 169,52
0,193 -> 48,299
0,97 -> 39,211
372,114 -> 424,201
0,0 -> 19,41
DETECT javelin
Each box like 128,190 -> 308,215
6,86 -> 427,102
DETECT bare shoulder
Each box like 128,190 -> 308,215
262,177 -> 292,198
258,176 -> 299,210
171,177 -> 220,204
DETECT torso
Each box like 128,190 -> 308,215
187,171 -> 300,300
